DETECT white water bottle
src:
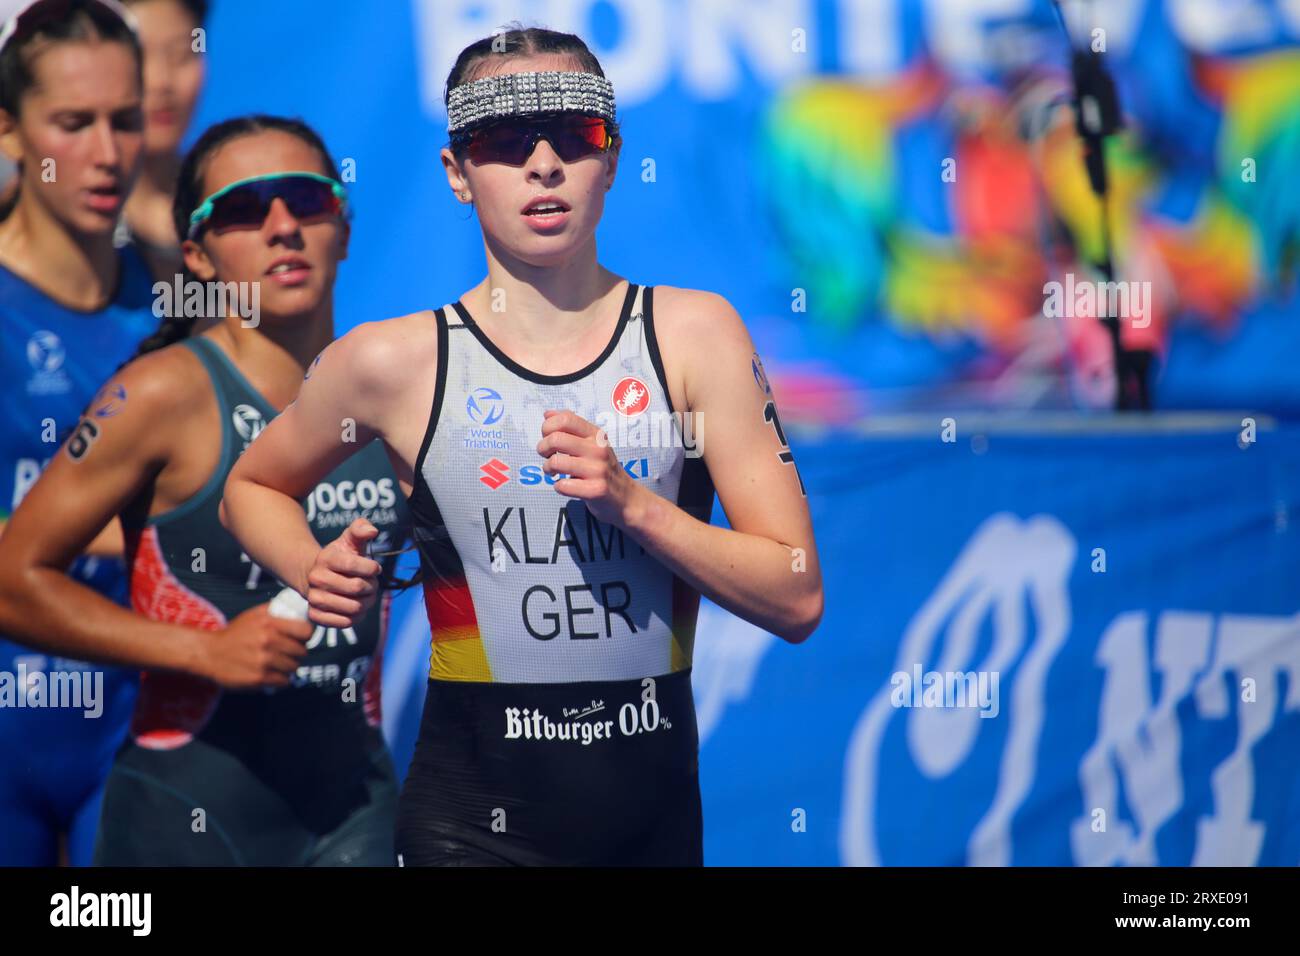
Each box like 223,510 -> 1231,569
264,587 -> 309,695
268,586 -> 309,621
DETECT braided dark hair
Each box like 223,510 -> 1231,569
115,114 -> 340,369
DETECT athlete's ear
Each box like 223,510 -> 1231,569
0,108 -> 21,163
335,216 -> 350,263
440,146 -> 470,203
180,237 -> 217,281
604,144 -> 618,192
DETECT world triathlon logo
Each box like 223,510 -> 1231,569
231,404 -> 266,444
751,352 -> 771,395
26,331 -> 64,372
92,383 -> 127,418
466,387 -> 505,426
465,387 -> 508,451
25,330 -> 70,395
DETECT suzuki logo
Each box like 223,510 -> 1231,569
479,458 -> 510,489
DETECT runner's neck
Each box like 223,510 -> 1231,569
0,197 -> 120,311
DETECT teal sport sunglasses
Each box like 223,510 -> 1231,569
187,171 -> 349,240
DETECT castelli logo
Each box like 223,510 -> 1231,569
612,376 -> 650,417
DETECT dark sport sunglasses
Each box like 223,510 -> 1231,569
451,115 -> 615,166
187,171 -> 349,240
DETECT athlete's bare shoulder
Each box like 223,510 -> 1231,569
650,285 -> 726,315
301,310 -> 440,454
310,310 -> 437,403
112,339 -> 211,424
62,338 -> 213,471
647,285 -> 753,411
650,285 -> 749,346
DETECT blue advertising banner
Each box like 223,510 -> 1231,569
687,416 -> 1300,864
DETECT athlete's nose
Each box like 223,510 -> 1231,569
141,47 -> 171,101
90,116 -> 122,169
262,196 -> 303,239
525,136 -> 564,183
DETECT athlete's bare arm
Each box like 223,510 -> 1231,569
537,287 -> 823,643
82,519 -> 126,558
220,312 -> 437,629
0,348 -> 314,687
1,508 -> 123,557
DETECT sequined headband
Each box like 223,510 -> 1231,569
446,70 -> 616,134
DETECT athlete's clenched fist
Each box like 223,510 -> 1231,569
537,409 -> 648,528
304,517 -> 382,628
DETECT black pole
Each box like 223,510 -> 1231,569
1052,1 -> 1153,410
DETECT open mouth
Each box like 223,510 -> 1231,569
522,196 -> 571,217
265,256 -> 312,285
83,183 -> 125,213
84,185 -> 123,213
521,196 -> 572,232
